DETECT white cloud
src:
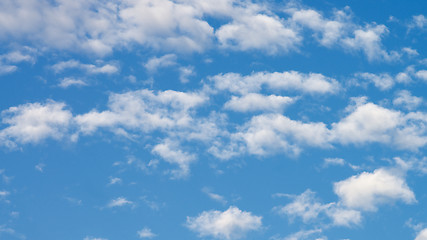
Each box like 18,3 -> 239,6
75,89 -> 207,134
216,13 -> 300,54
343,24 -> 400,61
144,54 -> 177,72
356,72 -> 394,90
52,60 -> 118,74
137,227 -> 156,239
236,114 -> 332,156
323,158 -> 346,167
0,101 -> 72,148
83,237 -> 108,240
416,228 -> 427,240
186,206 -> 262,240
108,177 -> 122,185
35,163 -> 45,173
282,228 -> 325,240
275,190 -> 361,227
332,101 -> 427,150
152,139 -> 196,179
202,187 -> 227,205
224,93 -> 295,113
209,71 -> 339,95
58,78 -> 88,88
0,64 -> 17,75
275,190 -> 329,223
179,66 -> 195,83
402,47 -> 419,56
408,15 -> 427,30
334,168 -> 416,211
393,90 -> 422,110
290,8 -> 348,47
0,0 -> 214,55
107,197 -> 133,208
416,70 -> 427,81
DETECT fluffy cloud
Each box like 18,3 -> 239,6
0,0 -> 214,55
216,13 -> 300,54
289,8 -> 348,47
0,101 -> 72,148
152,139 -> 196,179
356,72 -> 395,90
236,114 -> 332,156
209,71 -> 339,95
275,190 -> 361,227
416,228 -> 427,240
393,90 -> 422,110
332,101 -> 427,150
416,70 -> 427,81
144,54 -> 177,72
75,89 -> 207,134
334,168 -> 416,211
52,60 -> 118,74
343,24 -> 400,61
224,93 -> 295,113
137,227 -> 156,239
186,206 -> 262,240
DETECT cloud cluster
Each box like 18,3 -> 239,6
276,165 -> 416,228
0,0 -> 401,60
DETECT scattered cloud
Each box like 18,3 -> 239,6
137,227 -> 156,239
186,206 -> 262,239
334,168 -> 416,211
144,54 -> 177,72
107,197 -> 133,208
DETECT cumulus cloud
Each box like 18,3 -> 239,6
152,139 -> 196,179
224,93 -> 295,113
334,168 -> 416,211
209,71 -> 340,95
216,13 -> 300,54
343,24 -> 400,61
416,228 -> 427,240
393,90 -> 422,110
275,190 -> 361,227
416,70 -> 427,81
332,101 -> 427,150
235,114 -> 332,156
52,60 -> 118,74
186,206 -> 262,240
289,8 -> 349,47
137,227 -> 156,239
356,72 -> 395,90
75,89 -> 207,134
0,0 -> 215,55
144,54 -> 177,72
0,101 -> 72,148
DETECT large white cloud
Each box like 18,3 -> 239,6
334,168 -> 416,211
75,89 -> 207,134
0,101 -> 72,148
186,206 -> 262,240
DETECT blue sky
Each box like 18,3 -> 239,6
0,0 -> 427,239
